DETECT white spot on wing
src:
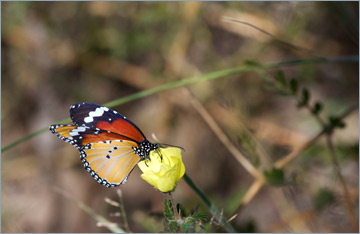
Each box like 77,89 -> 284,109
84,116 -> 93,123
69,131 -> 79,136
75,126 -> 86,132
84,108 -> 105,123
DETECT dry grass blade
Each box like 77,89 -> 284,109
185,88 -> 263,179
105,197 -> 121,208
116,189 -> 131,233
221,17 -> 321,57
53,187 -> 125,233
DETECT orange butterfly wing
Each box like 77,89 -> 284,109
81,140 -> 140,186
70,102 -> 146,143
50,102 -> 155,187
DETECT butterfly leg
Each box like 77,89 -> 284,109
155,148 -> 163,162
144,158 -> 151,167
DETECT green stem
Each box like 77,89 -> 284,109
183,173 -> 237,233
2,129 -> 46,153
2,56 -> 358,153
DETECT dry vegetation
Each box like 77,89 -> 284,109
2,2 -> 358,233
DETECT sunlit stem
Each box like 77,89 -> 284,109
167,192 -> 179,221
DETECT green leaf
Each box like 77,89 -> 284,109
263,168 -> 285,186
297,88 -> 310,108
314,188 -> 335,211
289,78 -> 298,94
329,116 -> 337,126
191,212 -> 207,222
329,116 -> 346,129
312,101 -> 323,114
337,121 -> 346,128
302,88 -> 310,105
276,70 -> 287,87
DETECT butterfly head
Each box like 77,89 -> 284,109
134,140 -> 158,160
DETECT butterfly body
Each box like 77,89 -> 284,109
50,102 -> 158,187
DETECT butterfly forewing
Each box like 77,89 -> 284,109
49,102 -> 156,187
70,102 -> 146,143
50,124 -> 86,149
81,140 -> 140,186
50,124 -> 134,149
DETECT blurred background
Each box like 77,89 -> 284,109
2,1 -> 358,233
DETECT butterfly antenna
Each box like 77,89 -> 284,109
158,143 -> 185,152
151,133 -> 185,152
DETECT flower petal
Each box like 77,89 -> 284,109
138,147 -> 185,193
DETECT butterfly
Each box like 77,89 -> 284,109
49,102 -> 159,187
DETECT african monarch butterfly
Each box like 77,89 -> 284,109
49,102 -> 159,187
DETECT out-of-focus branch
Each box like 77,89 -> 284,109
236,105 -> 358,218
325,133 -> 358,231
184,88 -> 263,179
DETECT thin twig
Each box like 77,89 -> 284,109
239,177 -> 265,207
2,56 -> 357,154
222,17 -> 321,57
53,186 -> 125,233
274,129 -> 324,169
298,92 -> 357,231
237,105 -> 358,213
117,189 -> 131,233
168,192 -> 184,232
184,88 -> 263,179
304,103 -> 326,127
168,193 -> 179,221
325,134 -> 358,231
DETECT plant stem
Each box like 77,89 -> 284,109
168,192 -> 179,221
2,57 -> 358,154
183,173 -> 237,233
185,88 -> 262,179
117,189 -> 130,233
325,134 -> 358,231
53,186 -> 125,233
239,105 -> 358,217
298,88 -> 357,231
304,103 -> 326,127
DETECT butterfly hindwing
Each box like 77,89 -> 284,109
70,102 -> 146,143
50,123 -> 145,187
80,140 -> 140,187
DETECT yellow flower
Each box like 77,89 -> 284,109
138,147 -> 185,193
